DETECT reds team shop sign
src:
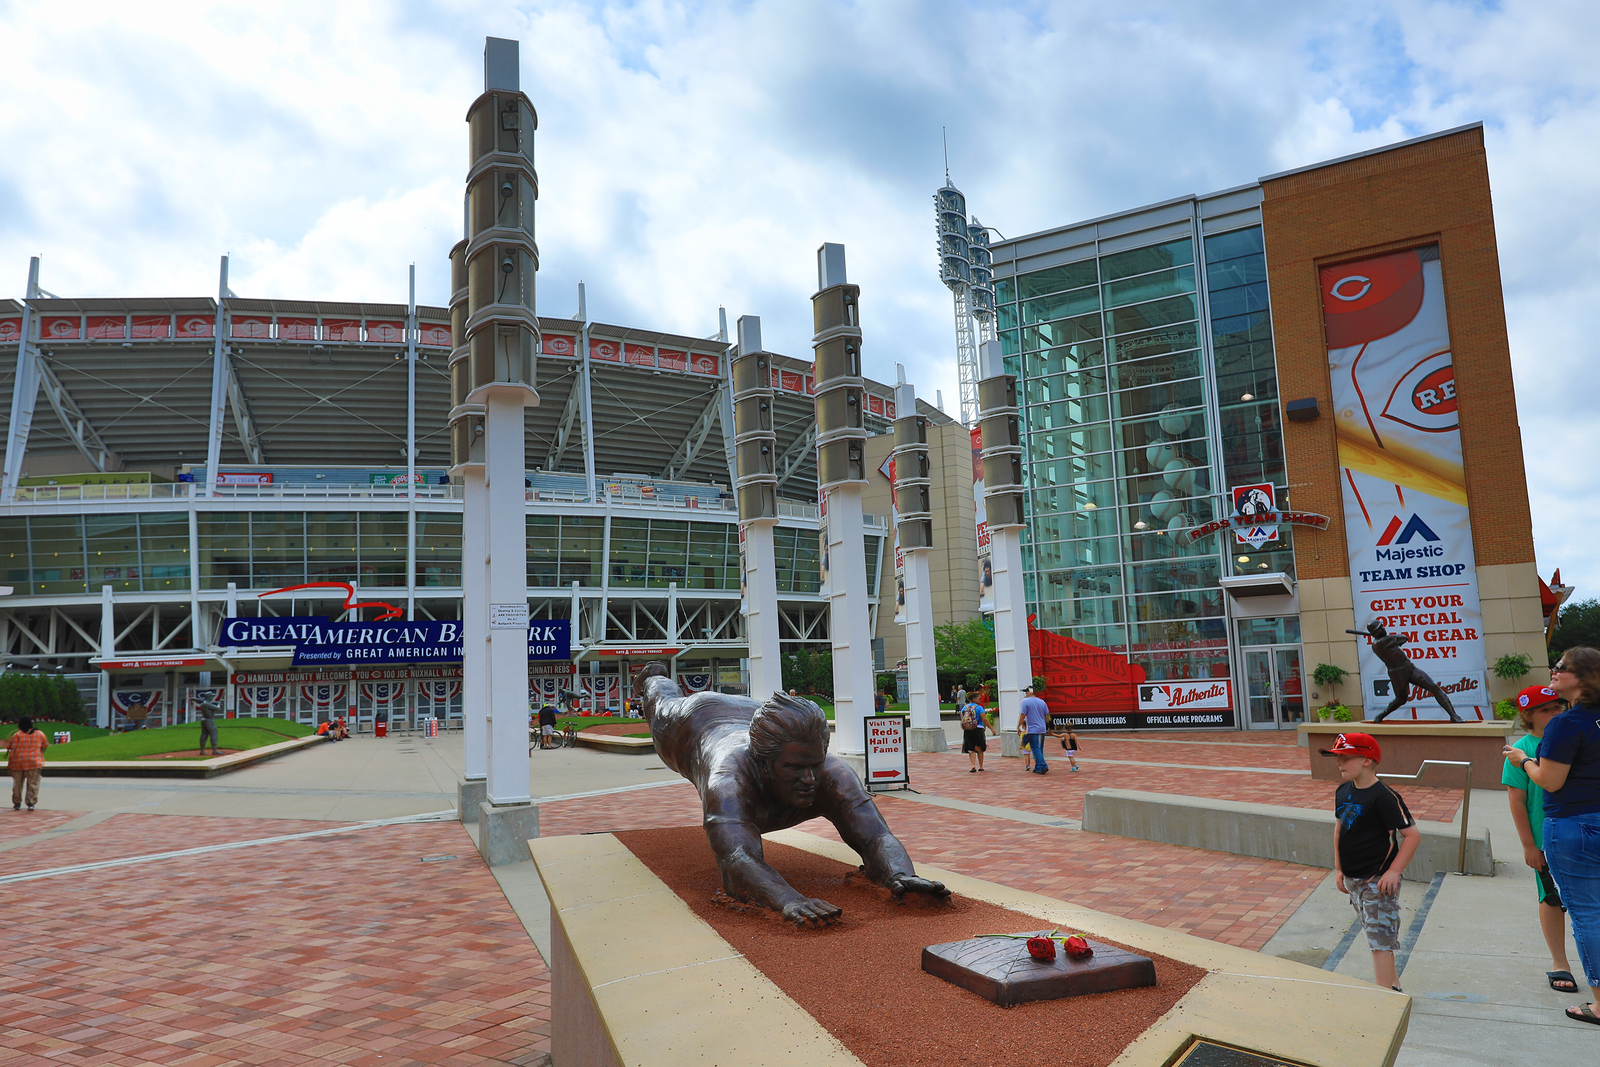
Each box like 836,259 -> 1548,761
1321,245 -> 1487,720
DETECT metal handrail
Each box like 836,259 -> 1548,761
1377,759 -> 1473,874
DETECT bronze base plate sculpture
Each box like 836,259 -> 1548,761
922,931 -> 1156,1007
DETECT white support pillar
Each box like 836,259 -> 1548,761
483,394 -> 530,806
903,547 -> 940,732
825,485 -> 873,756
578,283 -> 597,504
990,525 -> 1030,739
406,264 -> 418,622
461,465 -> 489,783
742,521 -> 781,701
204,256 -> 229,497
2,257 -> 43,504
98,585 -> 114,728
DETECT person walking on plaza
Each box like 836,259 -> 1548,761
538,702 -> 558,750
1505,647 -> 1600,1026
1048,710 -> 1080,772
1502,684 -> 1577,993
1323,731 -> 1420,992
960,697 -> 995,772
4,716 -> 50,811
1018,686 -> 1050,775
956,685 -> 967,711
196,698 -> 222,757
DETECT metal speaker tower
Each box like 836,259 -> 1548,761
935,182 -> 995,426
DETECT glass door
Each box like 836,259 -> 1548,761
1242,644 -> 1305,729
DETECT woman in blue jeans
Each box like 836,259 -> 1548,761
1506,646 -> 1600,1026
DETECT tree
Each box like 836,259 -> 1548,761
52,674 -> 86,724
935,618 -> 997,691
1550,598 -> 1600,663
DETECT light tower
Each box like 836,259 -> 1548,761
935,182 -> 996,426
450,37 -> 540,863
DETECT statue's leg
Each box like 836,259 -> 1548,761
1411,670 -> 1462,721
1372,673 -> 1412,722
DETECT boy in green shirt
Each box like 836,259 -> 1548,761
1503,684 -> 1576,992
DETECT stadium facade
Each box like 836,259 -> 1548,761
989,122 -> 1548,728
0,288 -> 964,728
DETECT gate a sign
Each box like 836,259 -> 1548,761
1232,483 -> 1280,549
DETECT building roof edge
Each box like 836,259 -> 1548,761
1257,122 -> 1485,184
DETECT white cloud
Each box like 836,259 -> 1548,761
2,0 -> 1598,599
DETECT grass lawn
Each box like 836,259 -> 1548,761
557,715 -> 645,731
1,721 -> 111,742
1,718 -> 314,762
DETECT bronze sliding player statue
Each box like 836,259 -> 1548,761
633,662 -> 949,926
1345,620 -> 1463,722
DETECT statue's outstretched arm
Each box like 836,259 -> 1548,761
703,812 -> 841,926
830,776 -> 950,902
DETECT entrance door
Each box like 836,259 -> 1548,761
1243,645 -> 1305,729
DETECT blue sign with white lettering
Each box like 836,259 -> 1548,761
219,616 -> 570,666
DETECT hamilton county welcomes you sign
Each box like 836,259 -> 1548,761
219,616 -> 570,666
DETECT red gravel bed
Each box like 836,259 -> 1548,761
619,825 -> 1205,1067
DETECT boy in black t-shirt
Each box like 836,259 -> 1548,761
1323,732 -> 1421,993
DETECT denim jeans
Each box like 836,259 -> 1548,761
1544,811 -> 1600,989
1025,733 -> 1047,772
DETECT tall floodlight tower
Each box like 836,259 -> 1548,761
891,371 -> 943,753
976,340 -> 1029,755
935,184 -> 997,426
811,243 -> 873,765
731,315 -> 783,702
450,37 -> 540,863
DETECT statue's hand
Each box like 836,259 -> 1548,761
886,874 -> 951,902
781,896 -> 842,927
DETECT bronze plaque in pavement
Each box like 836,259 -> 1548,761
921,931 -> 1156,1007
1171,1039 -> 1316,1067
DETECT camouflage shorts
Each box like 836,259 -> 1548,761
1347,876 -> 1401,952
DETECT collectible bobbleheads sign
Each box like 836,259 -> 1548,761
863,715 -> 909,789
1321,245 -> 1488,720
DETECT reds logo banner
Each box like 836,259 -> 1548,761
1231,483 -> 1280,549
1321,245 -> 1487,721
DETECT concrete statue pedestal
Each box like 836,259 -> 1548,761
907,726 -> 947,753
1001,731 -> 1024,758
458,778 -> 487,823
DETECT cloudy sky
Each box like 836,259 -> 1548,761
2,0 -> 1596,596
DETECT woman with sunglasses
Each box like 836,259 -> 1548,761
1505,648 -> 1600,1026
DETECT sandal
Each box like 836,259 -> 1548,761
1566,1003 -> 1600,1026
1550,970 -> 1579,992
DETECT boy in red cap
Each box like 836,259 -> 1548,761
1323,731 -> 1421,992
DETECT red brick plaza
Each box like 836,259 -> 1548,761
0,732 -> 1460,1066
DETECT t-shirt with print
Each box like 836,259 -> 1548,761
1538,702 -> 1600,818
1502,732 -> 1548,847
1334,780 -> 1415,881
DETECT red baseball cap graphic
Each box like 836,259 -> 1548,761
1319,249 -> 1424,349
1319,732 -> 1382,762
1515,685 -> 1563,711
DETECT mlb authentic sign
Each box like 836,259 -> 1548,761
863,715 -> 909,790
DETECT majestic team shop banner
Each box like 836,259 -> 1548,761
218,616 -> 571,665
1321,245 -> 1488,720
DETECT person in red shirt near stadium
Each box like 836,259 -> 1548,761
4,716 -> 50,811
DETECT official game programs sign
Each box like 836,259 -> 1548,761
863,715 -> 909,790
1320,245 -> 1488,720
1137,682 -> 1232,726
219,616 -> 570,666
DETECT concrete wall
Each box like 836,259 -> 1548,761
1081,788 -> 1493,880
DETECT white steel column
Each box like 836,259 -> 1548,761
483,394 -> 530,806
742,522 -> 781,700
204,256 -> 229,497
2,257 -> 42,503
461,465 -> 489,782
825,486 -> 873,755
990,527 -> 1030,737
578,283 -> 596,503
98,585 -> 114,728
903,546 -> 938,731
406,265 -> 418,621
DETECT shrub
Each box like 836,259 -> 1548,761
1494,698 -> 1517,721
1031,676 -> 1048,692
1492,653 -> 1534,682
1330,705 -> 1355,722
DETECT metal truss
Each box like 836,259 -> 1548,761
663,391 -> 723,481
544,378 -> 585,471
777,604 -> 829,647
0,607 -> 101,662
223,348 -> 266,464
773,422 -> 817,494
37,356 -> 115,472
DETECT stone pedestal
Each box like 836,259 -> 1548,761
1298,721 -> 1512,790
478,800 -> 539,867
1001,732 -> 1023,758
458,778 -> 487,823
908,726 -> 947,753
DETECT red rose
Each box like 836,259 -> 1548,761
1026,936 -> 1056,961
1064,936 -> 1092,958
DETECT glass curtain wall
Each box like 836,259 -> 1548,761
1005,232 -> 1235,683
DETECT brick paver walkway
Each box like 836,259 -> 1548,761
0,729 -> 1455,1064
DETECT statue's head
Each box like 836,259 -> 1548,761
1367,620 -> 1388,637
750,692 -> 830,808
632,661 -> 671,697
